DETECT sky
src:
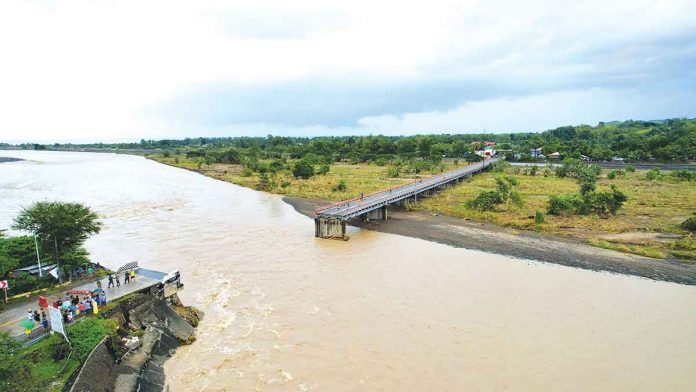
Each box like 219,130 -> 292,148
0,0 -> 695,143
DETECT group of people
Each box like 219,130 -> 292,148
55,292 -> 107,324
27,309 -> 49,330
107,270 -> 136,288
106,270 -> 135,288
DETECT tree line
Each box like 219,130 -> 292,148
17,118 -> 696,163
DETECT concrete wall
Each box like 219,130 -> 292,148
315,217 -> 346,239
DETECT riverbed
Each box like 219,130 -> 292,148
1,150 -> 695,391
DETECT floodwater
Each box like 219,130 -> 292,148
1,150 -> 695,391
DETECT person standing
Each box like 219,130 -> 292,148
33,310 -> 40,324
27,309 -> 33,321
100,291 -> 107,306
124,271 -> 130,284
107,274 -> 114,288
130,270 -> 136,283
41,312 -> 48,330
115,274 -> 120,287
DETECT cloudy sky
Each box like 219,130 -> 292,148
1,0 -> 695,143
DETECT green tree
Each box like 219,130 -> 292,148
292,160 -> 315,179
12,202 -> 101,282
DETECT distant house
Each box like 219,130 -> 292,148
549,152 -> 562,159
612,157 -> 625,162
530,147 -> 543,158
484,141 -> 496,147
475,146 -> 496,157
580,154 -> 590,161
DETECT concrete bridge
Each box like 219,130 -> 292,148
315,157 -> 499,239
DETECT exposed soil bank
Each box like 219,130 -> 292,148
285,196 -> 696,285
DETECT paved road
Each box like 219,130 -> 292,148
0,270 -> 162,338
510,162 -> 696,171
318,158 -> 498,220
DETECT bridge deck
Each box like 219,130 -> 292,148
317,158 -> 498,220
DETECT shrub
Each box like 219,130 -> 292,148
646,168 -> 662,181
387,166 -> 400,178
241,167 -> 253,177
332,180 -> 348,192
214,148 -> 241,164
607,170 -> 616,179
466,190 -> 504,211
529,165 -> 538,176
585,186 -> 627,216
671,170 -> 695,182
681,214 -> 696,233
162,151 -> 171,158
555,158 -> 583,178
509,190 -> 524,208
625,165 -> 636,172
547,193 -> 584,216
318,164 -> 330,175
292,160 -> 315,179
535,210 -> 545,224
280,181 -> 291,189
257,172 -> 273,191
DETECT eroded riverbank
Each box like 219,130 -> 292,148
285,196 -> 696,285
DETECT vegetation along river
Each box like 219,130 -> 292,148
1,151 -> 695,391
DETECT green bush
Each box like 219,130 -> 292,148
671,170 -> 695,182
681,214 -> 696,232
535,210 -> 545,224
293,160 -> 315,179
646,168 -> 662,181
466,190 -> 504,211
332,180 -> 348,192
318,164 -> 330,175
625,165 -> 636,172
387,166 -> 400,178
547,193 -> 584,216
607,170 -> 616,179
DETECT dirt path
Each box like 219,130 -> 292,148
285,196 -> 696,286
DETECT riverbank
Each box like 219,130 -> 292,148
0,291 -> 199,392
148,154 -> 696,262
285,196 -> 696,285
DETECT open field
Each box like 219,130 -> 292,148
149,154 -> 466,201
149,154 -> 696,261
418,167 -> 696,260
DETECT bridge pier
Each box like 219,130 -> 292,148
315,217 -> 347,239
362,205 -> 388,222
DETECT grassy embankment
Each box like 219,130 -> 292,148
149,154 -> 696,261
0,317 -> 119,391
150,154 -> 465,201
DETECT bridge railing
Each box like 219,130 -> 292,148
318,158 -> 498,220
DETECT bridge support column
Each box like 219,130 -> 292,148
315,217 -> 347,240
362,205 -> 388,222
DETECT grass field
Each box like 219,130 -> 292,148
418,167 -> 696,260
150,155 -> 696,261
150,155 -> 466,201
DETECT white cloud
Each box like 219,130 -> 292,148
0,0 -> 694,142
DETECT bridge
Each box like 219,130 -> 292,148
315,157 -> 499,239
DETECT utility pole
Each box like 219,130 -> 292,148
53,234 -> 61,284
34,235 -> 43,277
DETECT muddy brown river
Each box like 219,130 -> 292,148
1,151 -> 695,391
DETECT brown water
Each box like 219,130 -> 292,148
1,151 -> 695,391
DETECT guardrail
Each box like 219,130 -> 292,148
318,158 -> 497,220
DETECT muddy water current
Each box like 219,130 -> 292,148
1,151 -> 695,391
